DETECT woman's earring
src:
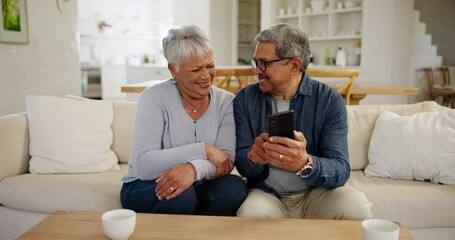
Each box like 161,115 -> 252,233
171,78 -> 177,84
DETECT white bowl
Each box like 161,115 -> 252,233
102,209 -> 136,240
310,0 -> 326,12
362,219 -> 399,240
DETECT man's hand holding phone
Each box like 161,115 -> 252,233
268,110 -> 295,139
264,111 -> 311,171
265,130 -> 311,172
247,133 -> 270,164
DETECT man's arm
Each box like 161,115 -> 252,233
233,90 -> 267,180
305,93 -> 350,188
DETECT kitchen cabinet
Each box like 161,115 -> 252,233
78,18 -> 164,41
263,0 -> 363,66
100,66 -> 127,101
126,66 -> 170,85
80,66 -> 123,101
237,0 -> 261,65
81,66 -> 102,99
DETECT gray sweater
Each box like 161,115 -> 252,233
124,79 -> 236,182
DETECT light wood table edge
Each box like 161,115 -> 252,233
19,211 -> 414,240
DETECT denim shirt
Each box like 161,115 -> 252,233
233,72 -> 350,196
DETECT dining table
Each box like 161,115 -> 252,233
120,79 -> 418,105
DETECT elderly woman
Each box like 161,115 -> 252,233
120,25 -> 247,216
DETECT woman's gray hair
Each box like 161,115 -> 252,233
255,23 -> 311,71
162,25 -> 213,70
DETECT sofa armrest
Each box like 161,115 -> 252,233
0,113 -> 30,180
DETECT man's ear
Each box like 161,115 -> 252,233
291,57 -> 303,72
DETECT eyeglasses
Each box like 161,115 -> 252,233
250,57 -> 294,72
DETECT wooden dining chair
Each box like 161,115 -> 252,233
306,68 -> 359,105
435,66 -> 451,85
420,67 -> 455,108
234,68 -> 256,90
213,69 -> 236,93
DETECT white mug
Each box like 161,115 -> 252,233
102,209 -> 136,240
362,219 -> 399,240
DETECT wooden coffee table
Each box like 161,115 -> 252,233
19,211 -> 414,239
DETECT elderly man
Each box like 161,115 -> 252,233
234,23 -> 372,219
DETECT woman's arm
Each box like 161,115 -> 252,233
129,87 -> 213,181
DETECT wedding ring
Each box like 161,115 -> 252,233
170,186 -> 175,192
279,154 -> 283,160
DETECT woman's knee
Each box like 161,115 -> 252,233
223,175 -> 248,201
195,175 -> 247,216
120,180 -> 158,212
121,180 -> 199,214
205,175 -> 247,203
154,186 -> 198,214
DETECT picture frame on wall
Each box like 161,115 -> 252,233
0,0 -> 28,44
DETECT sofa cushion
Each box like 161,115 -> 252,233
0,164 -> 127,214
26,95 -> 119,174
348,170 -> 455,229
346,101 -> 448,170
366,110 -> 455,184
63,95 -> 137,163
0,113 -> 29,180
112,101 -> 136,163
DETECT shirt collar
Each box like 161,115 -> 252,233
263,71 -> 313,101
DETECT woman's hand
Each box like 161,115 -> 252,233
155,163 -> 196,200
205,143 -> 234,179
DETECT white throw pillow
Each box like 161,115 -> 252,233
26,95 -> 120,174
365,110 -> 455,184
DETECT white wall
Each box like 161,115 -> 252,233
210,0 -> 235,66
351,0 -> 415,104
173,0 -> 234,66
0,0 -> 80,116
78,0 -> 173,65
173,0 -> 210,34
415,0 -> 455,65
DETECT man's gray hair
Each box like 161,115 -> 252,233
255,23 -> 311,71
162,25 -> 213,69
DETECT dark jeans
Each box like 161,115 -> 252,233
120,174 -> 247,216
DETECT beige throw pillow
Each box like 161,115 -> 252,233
365,110 -> 455,184
26,95 -> 119,174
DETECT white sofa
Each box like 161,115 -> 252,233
0,98 -> 454,240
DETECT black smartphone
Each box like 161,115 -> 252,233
268,110 -> 295,139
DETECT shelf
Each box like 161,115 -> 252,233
78,17 -> 162,41
275,13 -> 300,19
80,34 -> 159,41
237,0 -> 261,62
300,11 -> 328,17
268,0 -> 363,66
275,7 -> 362,19
331,7 -> 362,14
78,17 -> 160,26
309,35 -> 362,41
309,65 -> 360,69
